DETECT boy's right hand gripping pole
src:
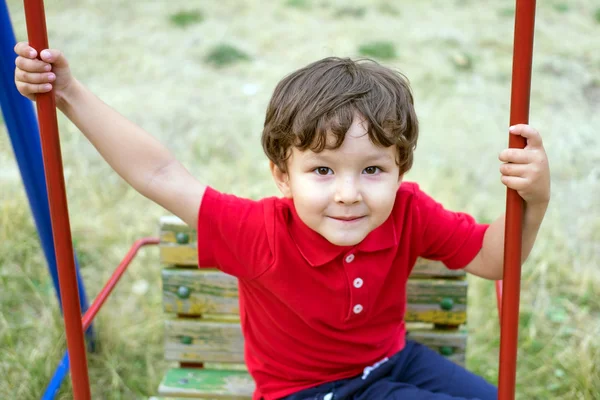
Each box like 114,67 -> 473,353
22,1 -> 92,399
498,1 -> 536,400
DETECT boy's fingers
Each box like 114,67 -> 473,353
13,42 -> 36,58
498,148 -> 531,164
40,49 -> 68,68
500,163 -> 528,177
15,56 -> 51,73
15,67 -> 55,84
509,124 -> 543,148
15,80 -> 52,95
500,175 -> 528,191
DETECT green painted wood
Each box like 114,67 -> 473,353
158,368 -> 253,399
163,269 -> 239,315
165,318 -> 244,363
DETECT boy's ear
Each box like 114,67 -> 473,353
270,161 -> 293,198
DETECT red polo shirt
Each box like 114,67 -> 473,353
197,182 -> 488,400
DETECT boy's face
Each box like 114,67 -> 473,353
271,115 -> 403,246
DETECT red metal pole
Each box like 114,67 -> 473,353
22,1 -> 91,399
496,280 -> 503,322
498,1 -> 537,399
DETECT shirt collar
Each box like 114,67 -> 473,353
284,199 -> 398,267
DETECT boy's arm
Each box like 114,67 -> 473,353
464,124 -> 551,280
14,44 -> 203,226
59,78 -> 205,227
464,203 -> 547,280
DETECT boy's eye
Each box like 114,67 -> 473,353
363,166 -> 381,175
314,167 -> 333,176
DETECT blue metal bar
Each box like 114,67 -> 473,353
41,353 -> 70,400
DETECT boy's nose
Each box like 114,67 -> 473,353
334,178 -> 362,204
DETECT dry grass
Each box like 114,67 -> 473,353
1,0 -> 599,399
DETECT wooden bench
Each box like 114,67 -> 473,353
153,216 -> 469,399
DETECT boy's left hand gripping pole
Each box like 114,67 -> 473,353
22,1 -> 91,399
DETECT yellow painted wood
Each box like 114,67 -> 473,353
163,269 -> 467,325
405,279 -> 468,325
165,318 -> 244,363
161,244 -> 198,267
404,306 -> 467,325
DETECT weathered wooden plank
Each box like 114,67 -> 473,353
410,258 -> 465,278
158,368 -> 253,399
407,279 -> 467,306
405,279 -> 468,325
407,326 -> 467,365
161,244 -> 198,267
156,328 -> 465,399
160,216 -> 194,240
404,305 -> 466,325
163,269 -> 467,325
159,217 -> 466,277
165,318 -> 467,365
165,318 -> 244,363
163,269 -> 239,315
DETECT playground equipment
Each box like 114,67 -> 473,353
4,0 -> 537,398
150,218 -> 477,398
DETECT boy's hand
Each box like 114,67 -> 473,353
499,124 -> 550,206
14,42 -> 73,102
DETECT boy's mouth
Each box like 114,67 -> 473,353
329,216 -> 365,222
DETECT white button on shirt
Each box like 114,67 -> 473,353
353,278 -> 363,288
345,254 -> 355,263
353,304 -> 363,314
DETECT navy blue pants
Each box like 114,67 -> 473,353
282,340 -> 497,400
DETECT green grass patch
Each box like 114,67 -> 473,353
285,0 -> 310,10
169,10 -> 204,28
378,3 -> 401,16
552,3 -> 569,13
358,41 -> 396,60
204,44 -> 251,67
497,7 -> 515,17
595,8 -> 600,23
333,6 -> 366,18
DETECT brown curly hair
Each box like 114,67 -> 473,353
262,57 -> 419,174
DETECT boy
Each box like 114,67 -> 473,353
14,43 -> 550,399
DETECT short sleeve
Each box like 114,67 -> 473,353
415,187 -> 489,270
196,187 -> 274,279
